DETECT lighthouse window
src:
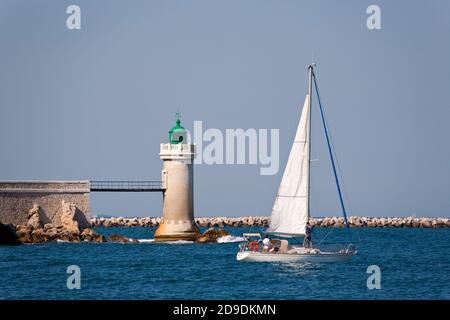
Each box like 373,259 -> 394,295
172,133 -> 184,143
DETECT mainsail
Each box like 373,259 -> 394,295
268,94 -> 311,236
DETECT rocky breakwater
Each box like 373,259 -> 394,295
14,223 -> 106,243
91,216 -> 450,228
0,222 -> 21,245
90,216 -> 270,228
91,216 -> 162,228
311,216 -> 450,228
90,217 -> 231,243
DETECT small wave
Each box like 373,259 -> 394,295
136,239 -> 194,244
217,235 -> 245,243
165,240 -> 195,244
137,239 -> 155,243
56,239 -> 69,243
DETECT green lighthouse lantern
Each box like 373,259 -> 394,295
169,113 -> 187,144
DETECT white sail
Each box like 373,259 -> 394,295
268,94 -> 310,236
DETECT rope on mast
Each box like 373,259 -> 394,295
312,71 -> 353,244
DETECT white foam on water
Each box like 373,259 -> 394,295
165,240 -> 195,244
134,237 -> 247,244
217,235 -> 246,243
135,239 -> 194,244
56,239 -> 69,243
137,239 -> 155,243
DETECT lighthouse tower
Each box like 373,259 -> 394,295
154,115 -> 200,241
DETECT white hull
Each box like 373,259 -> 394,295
236,251 -> 355,263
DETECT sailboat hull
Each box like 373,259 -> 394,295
236,251 -> 355,263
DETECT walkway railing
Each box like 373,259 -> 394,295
90,181 -> 165,192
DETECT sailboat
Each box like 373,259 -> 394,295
237,65 -> 356,262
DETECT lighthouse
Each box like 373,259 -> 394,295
154,115 -> 200,241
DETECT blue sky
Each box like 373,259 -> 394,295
1,0 -> 449,217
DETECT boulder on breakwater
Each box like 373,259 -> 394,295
91,216 -> 450,228
108,234 -> 138,243
196,228 -> 229,243
0,221 -> 21,245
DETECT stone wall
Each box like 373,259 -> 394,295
0,181 -> 91,228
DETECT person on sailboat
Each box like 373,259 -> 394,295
262,235 -> 271,252
303,222 -> 314,248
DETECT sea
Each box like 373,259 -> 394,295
1,226 -> 449,300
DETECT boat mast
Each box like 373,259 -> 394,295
312,71 -> 353,244
307,64 -> 314,220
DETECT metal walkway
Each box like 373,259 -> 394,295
90,181 -> 165,192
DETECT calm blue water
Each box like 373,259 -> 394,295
1,227 -> 449,300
